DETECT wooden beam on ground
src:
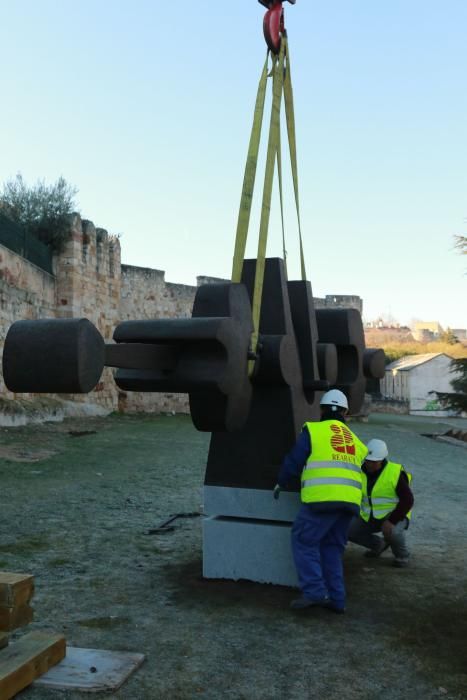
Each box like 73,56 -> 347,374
0,604 -> 33,632
0,573 -> 34,608
0,631 -> 65,700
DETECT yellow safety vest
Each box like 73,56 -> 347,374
360,461 -> 413,522
301,421 -> 368,507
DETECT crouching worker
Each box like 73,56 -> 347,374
274,390 -> 368,614
348,439 -> 414,568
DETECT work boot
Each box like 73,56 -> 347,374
290,596 -> 329,610
364,540 -> 390,558
324,600 -> 346,615
393,558 -> 409,568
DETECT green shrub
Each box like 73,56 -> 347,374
435,358 -> 467,413
0,173 -> 79,253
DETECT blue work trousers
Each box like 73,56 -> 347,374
291,506 -> 352,609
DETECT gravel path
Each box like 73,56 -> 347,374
0,412 -> 465,700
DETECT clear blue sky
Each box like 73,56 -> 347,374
1,1 -> 466,329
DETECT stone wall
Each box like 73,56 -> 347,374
314,294 -> 363,315
0,243 -> 56,395
0,215 -> 364,418
120,265 -> 195,321
0,214 -> 122,413
117,264 -> 193,414
53,216 -> 122,411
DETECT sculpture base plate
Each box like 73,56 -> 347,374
202,516 -> 298,587
202,486 -> 300,587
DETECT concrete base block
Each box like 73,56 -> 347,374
204,485 -> 301,521
203,516 -> 299,588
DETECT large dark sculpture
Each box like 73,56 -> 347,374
3,256 -> 385,481
4,258 -> 383,439
3,256 -> 384,584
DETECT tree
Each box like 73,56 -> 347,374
439,327 -> 459,345
0,174 -> 79,252
454,235 -> 467,255
434,236 -> 467,412
435,358 -> 467,413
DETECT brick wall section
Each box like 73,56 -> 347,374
52,215 -> 121,411
55,216 -> 121,332
117,264 -> 193,414
0,244 -> 56,395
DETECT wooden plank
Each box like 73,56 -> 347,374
0,605 -> 33,632
0,631 -> 65,700
0,573 -> 34,608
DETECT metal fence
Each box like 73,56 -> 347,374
0,212 -> 54,275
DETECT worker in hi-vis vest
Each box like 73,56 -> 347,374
274,389 -> 367,613
348,439 -> 414,568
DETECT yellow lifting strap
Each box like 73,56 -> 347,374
231,54 -> 269,285
250,41 -> 286,362
276,118 -> 287,275
283,41 -> 307,281
231,36 -> 306,368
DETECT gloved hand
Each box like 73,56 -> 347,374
381,520 -> 394,541
273,484 -> 281,500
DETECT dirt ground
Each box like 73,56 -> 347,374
0,411 -> 466,700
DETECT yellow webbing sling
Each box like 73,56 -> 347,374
283,42 -> 307,281
231,36 -> 306,374
231,54 -> 269,285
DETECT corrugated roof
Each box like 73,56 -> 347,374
385,353 -> 452,371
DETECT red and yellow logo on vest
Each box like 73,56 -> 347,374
330,423 -> 356,456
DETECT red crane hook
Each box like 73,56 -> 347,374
258,0 -> 296,54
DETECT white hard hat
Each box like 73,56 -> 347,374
365,439 -> 388,461
320,389 -> 349,411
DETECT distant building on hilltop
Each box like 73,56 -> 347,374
313,294 -> 362,315
365,317 -> 403,329
412,321 -> 444,342
364,319 -> 413,342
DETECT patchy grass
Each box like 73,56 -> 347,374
0,413 -> 466,700
46,557 -> 73,567
0,537 -> 49,555
77,615 -> 131,629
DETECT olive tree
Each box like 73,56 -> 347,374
0,174 -> 79,252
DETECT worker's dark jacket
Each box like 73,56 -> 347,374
363,460 -> 414,524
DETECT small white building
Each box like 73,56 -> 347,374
381,353 -> 458,416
